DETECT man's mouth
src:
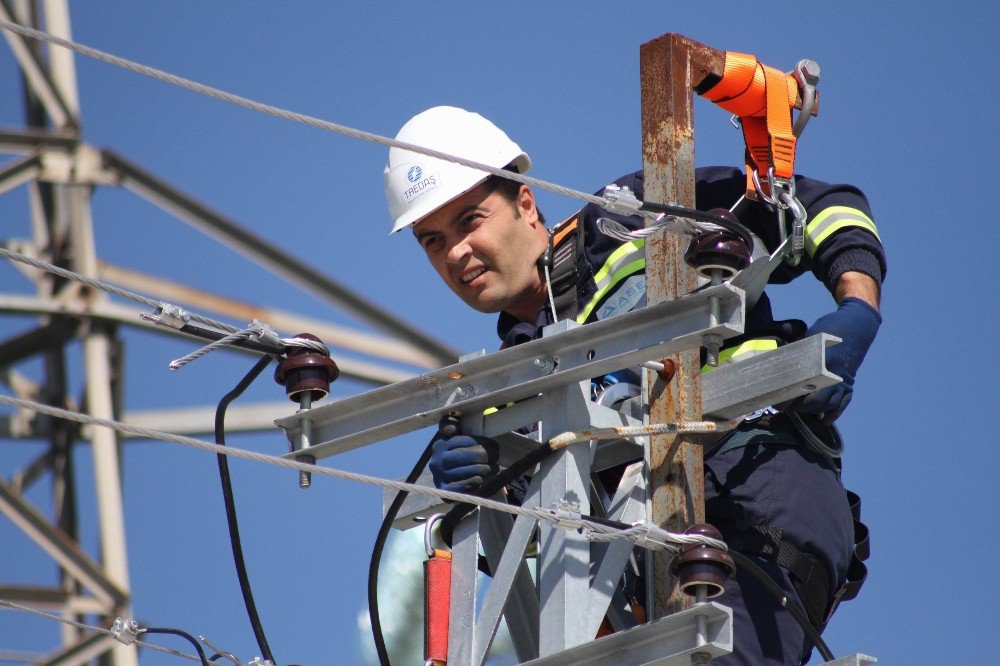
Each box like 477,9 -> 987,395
461,267 -> 486,284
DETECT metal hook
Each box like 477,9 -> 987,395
424,513 -> 447,558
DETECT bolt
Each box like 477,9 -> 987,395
533,356 -> 556,374
796,58 -> 821,83
703,333 -> 723,367
296,454 -> 315,489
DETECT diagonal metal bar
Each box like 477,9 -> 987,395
0,478 -> 127,607
40,632 -> 121,666
100,149 -> 459,365
276,284 -> 744,460
0,1 -> 75,129
0,153 -> 42,196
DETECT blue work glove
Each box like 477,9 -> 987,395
428,422 -> 500,494
793,297 -> 881,424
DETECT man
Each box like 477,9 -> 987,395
384,106 -> 884,665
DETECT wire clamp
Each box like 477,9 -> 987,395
110,617 -> 141,645
247,319 -> 281,350
248,659 -> 275,666
548,499 -> 583,531
141,302 -> 190,330
601,184 -> 645,217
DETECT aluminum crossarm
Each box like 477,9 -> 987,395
276,283 -> 745,459
823,655 -> 877,666
520,602 -> 732,665
702,333 -> 842,419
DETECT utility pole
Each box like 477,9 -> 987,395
640,34 -> 726,618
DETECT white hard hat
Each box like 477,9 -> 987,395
384,106 -> 531,234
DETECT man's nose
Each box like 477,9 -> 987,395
445,236 -> 472,264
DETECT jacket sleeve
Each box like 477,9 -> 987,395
794,176 -> 887,294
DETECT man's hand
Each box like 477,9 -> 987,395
428,421 -> 500,493
794,274 -> 881,423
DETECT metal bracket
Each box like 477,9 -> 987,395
520,602 -> 732,665
702,333 -> 841,419
277,284 -> 744,459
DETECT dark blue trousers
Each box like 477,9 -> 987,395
705,439 -> 855,665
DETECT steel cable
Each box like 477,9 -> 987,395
0,394 -> 724,553
0,599 -> 202,663
0,245 -> 327,357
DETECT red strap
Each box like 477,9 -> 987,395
424,549 -> 452,665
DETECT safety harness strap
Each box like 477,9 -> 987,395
715,493 -> 870,632
700,51 -> 804,198
548,214 -> 581,321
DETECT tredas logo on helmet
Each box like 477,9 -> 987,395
401,164 -> 438,204
383,106 -> 531,234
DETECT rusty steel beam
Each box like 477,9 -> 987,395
639,33 -> 724,619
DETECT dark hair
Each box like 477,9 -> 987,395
483,164 -> 546,225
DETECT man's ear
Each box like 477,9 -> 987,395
516,185 -> 540,226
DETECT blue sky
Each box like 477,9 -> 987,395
1,2 -> 997,664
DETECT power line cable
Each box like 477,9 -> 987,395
0,245 -> 327,359
0,16 -> 754,245
0,393 -> 724,554
0,599 -> 202,663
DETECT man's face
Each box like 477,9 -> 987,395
413,182 -> 548,319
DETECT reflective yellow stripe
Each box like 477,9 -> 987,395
577,240 -> 645,323
701,338 -> 779,374
805,206 -> 880,256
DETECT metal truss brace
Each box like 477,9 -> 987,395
0,1 -> 77,129
0,479 -> 127,606
99,149 -> 459,366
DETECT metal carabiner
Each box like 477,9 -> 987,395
777,188 -> 808,267
751,168 -> 779,209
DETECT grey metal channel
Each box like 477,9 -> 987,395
276,284 -> 744,459
520,602 -> 732,665
702,333 -> 842,419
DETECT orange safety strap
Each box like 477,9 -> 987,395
701,51 -> 803,197
424,548 -> 452,665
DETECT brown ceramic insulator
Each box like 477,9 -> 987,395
274,333 -> 340,402
683,209 -> 752,279
671,523 -> 736,599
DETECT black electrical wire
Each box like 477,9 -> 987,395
214,355 -> 276,664
639,200 -> 756,253
368,421 -> 445,666
141,627 -> 210,666
728,549 -> 835,662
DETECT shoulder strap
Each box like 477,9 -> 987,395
547,214 -> 581,321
